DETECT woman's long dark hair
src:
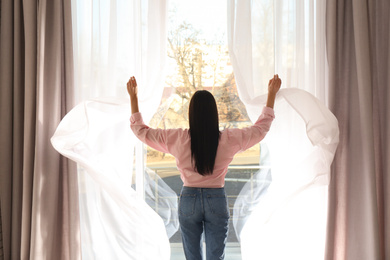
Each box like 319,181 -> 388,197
189,90 -> 220,176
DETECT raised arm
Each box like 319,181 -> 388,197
127,76 -> 139,114
266,74 -> 282,109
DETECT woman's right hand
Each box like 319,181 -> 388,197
266,74 -> 281,109
268,74 -> 282,95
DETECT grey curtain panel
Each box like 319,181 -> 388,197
326,1 -> 390,260
0,1 -> 80,259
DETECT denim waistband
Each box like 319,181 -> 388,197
181,186 -> 225,191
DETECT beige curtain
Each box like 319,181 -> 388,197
0,1 -> 80,259
326,0 -> 390,259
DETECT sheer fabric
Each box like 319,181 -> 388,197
52,90 -> 339,260
69,0 -> 170,259
227,1 -> 336,259
71,0 -> 167,122
52,0 -> 338,259
51,98 -> 171,259
234,89 -> 338,259
227,0 -> 328,121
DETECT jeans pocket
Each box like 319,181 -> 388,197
207,194 -> 230,218
179,194 -> 196,217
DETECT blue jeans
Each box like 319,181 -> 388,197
179,187 -> 230,260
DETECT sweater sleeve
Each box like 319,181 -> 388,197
130,112 -> 172,154
226,106 -> 275,153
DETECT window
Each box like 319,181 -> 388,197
69,1 -> 332,259
142,0 -> 271,257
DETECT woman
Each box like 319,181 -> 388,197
127,75 -> 281,260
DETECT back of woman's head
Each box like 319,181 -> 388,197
189,90 -> 220,176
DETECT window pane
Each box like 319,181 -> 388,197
144,0 -> 270,257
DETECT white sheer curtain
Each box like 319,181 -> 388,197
51,0 -> 338,259
71,0 -> 167,121
228,1 -> 337,259
227,0 -> 328,119
51,1 -> 173,259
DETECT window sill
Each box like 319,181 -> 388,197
170,242 -> 242,260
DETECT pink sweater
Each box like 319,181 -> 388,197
130,106 -> 275,188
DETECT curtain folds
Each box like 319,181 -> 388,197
227,1 -> 338,259
71,0 -> 167,122
51,99 -> 172,260
325,1 -> 390,259
64,0 -> 171,259
0,1 -> 80,259
227,0 -> 328,123
3,0 -> 387,259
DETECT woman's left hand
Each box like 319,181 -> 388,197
127,76 -> 138,99
127,76 -> 139,114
